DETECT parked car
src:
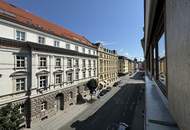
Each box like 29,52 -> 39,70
106,87 -> 112,91
98,89 -> 109,97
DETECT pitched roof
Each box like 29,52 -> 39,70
0,1 -> 96,48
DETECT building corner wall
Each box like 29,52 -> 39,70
166,0 -> 190,130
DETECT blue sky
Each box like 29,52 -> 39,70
6,0 -> 144,60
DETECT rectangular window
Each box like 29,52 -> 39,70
83,71 -> 86,79
38,36 -> 45,44
88,60 -> 91,67
66,43 -> 70,49
16,78 -> 25,91
75,72 -> 79,80
67,58 -> 72,68
16,56 -> 25,68
75,46 -> 78,51
18,104 -> 24,114
41,102 -> 47,111
55,74 -> 62,84
67,73 -> 73,82
93,50 -> 96,55
54,40 -> 60,47
55,58 -> 61,67
93,60 -> 96,68
39,57 -> 47,67
39,76 -> 47,88
82,48 -> 85,53
82,59 -> 86,67
16,30 -> 25,41
93,70 -> 96,76
89,70 -> 91,77
158,34 -> 166,86
75,59 -> 79,67
88,49 -> 91,54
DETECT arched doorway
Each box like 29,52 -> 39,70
55,93 -> 64,111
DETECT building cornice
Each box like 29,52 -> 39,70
0,38 -> 98,58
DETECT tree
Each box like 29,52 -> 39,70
86,79 -> 98,100
0,103 -> 24,130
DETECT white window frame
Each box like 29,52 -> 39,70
18,104 -> 24,114
89,70 -> 91,77
41,102 -> 47,111
16,30 -> 26,41
16,55 -> 26,68
83,71 -> 86,79
82,47 -> 85,53
38,36 -> 45,44
54,40 -> 60,47
67,58 -> 72,68
15,77 -> 26,92
39,75 -> 48,89
75,71 -> 79,80
82,59 -> 86,67
75,59 -> 79,67
88,60 -> 91,67
55,58 -> 61,67
75,45 -> 78,51
55,74 -> 62,84
93,60 -> 96,68
67,73 -> 73,82
39,56 -> 47,68
66,43 -> 70,49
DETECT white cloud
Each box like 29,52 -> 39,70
95,40 -> 116,47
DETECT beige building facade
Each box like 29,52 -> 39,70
95,43 -> 118,87
118,56 -> 129,75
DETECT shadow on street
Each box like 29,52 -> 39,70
69,72 -> 145,130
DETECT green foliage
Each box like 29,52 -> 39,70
87,79 -> 98,94
0,103 -> 24,130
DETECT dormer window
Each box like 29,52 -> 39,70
66,43 -> 70,49
82,48 -> 85,53
54,40 -> 60,47
16,30 -> 25,41
38,36 -> 45,44
75,46 -> 78,51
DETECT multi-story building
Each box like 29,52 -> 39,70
142,0 -> 190,130
0,1 -> 97,127
95,43 -> 118,88
118,56 -> 129,75
128,59 -> 135,74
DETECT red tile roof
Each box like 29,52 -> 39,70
0,1 -> 96,48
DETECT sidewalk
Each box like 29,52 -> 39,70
145,76 -> 179,130
26,80 -> 122,130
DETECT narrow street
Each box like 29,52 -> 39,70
59,72 -> 145,130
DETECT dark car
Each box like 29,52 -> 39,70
98,89 -> 109,97
106,87 -> 112,91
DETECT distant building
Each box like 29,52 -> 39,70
0,1 -> 97,127
118,56 -> 129,75
95,43 -> 118,88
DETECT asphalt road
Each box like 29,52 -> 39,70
59,72 -> 145,130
